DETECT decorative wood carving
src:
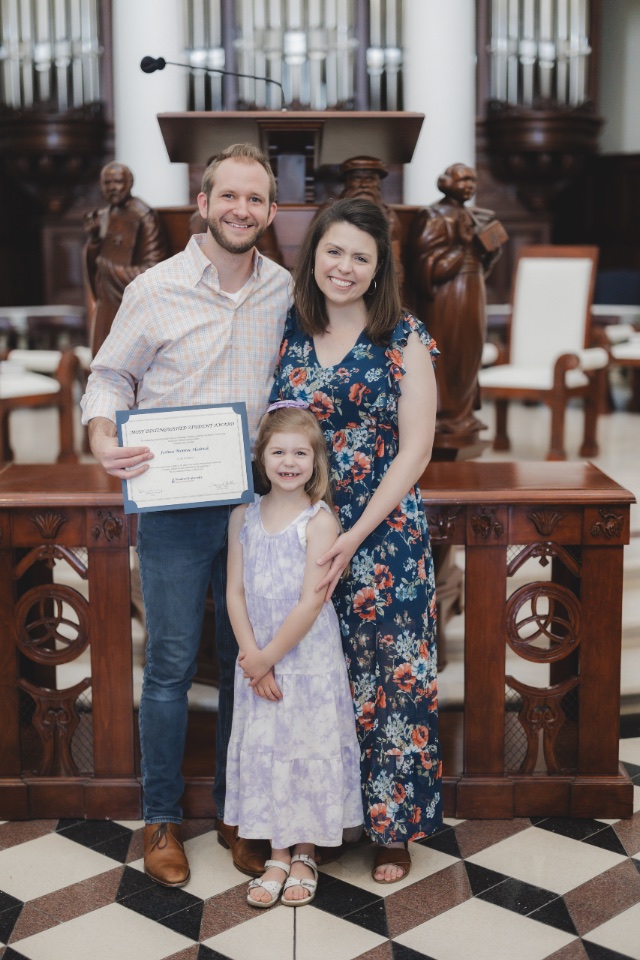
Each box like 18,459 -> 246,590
481,109 -> 602,213
0,461 -> 633,821
506,674 -> 579,774
426,509 -> 462,542
84,163 -> 170,354
0,104 -> 107,215
527,509 -> 564,537
409,163 -> 506,445
18,676 -> 91,777
91,510 -> 124,543
14,584 -> 90,664
13,544 -> 88,580
506,582 -> 581,662
470,507 -> 504,540
29,513 -> 68,540
507,541 -> 580,578
590,509 -> 624,540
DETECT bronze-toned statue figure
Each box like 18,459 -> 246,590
84,162 -> 168,355
409,163 -> 507,440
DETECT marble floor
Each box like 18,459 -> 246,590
1,395 -> 639,960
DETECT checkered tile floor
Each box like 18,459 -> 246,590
1,731 -> 639,960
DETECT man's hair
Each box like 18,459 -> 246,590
294,198 -> 400,346
200,143 -> 277,206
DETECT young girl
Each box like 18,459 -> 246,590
224,400 -> 363,908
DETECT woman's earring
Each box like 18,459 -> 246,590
311,267 -> 314,276
367,278 -> 377,295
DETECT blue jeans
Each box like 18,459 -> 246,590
137,505 -> 237,824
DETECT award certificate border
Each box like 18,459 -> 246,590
116,402 -> 254,514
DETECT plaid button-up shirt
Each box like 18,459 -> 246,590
81,235 -> 293,445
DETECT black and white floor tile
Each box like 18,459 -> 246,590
1,732 -> 638,960
3,368 -> 640,960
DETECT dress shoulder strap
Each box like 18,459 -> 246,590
239,495 -> 261,544
295,500 -> 340,549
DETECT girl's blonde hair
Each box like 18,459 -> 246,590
254,406 -> 334,510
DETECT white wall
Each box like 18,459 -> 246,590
112,0 -> 189,205
402,0 -> 476,205
598,0 -> 640,154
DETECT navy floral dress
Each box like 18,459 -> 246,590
272,308 -> 443,843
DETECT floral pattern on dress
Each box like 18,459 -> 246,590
271,308 -> 443,843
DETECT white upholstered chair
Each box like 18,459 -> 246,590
478,245 -> 607,461
0,348 -> 86,464
603,323 -> 640,409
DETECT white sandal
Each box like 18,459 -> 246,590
281,853 -> 319,907
246,858 -> 291,908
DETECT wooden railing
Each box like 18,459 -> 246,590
0,461 -> 634,820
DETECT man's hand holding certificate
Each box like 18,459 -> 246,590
116,403 -> 254,513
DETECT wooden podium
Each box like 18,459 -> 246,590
157,109 -> 424,205
157,110 -> 424,166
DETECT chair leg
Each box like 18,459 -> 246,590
547,394 -> 567,461
630,368 -> 640,413
0,408 -> 14,462
55,351 -> 79,464
579,373 -> 603,459
56,399 -> 78,463
493,399 -> 511,451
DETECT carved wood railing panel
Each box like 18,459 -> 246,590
0,460 -> 634,821
0,465 -> 138,819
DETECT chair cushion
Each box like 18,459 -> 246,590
611,337 -> 640,362
478,364 -> 590,391
7,349 -> 62,374
0,369 -> 61,399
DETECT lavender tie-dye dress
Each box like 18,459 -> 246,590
224,497 -> 363,849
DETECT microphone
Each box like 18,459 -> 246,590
140,56 -> 287,111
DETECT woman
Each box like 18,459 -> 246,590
271,198 -> 442,883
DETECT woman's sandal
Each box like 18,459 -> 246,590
246,858 -> 290,908
371,843 -> 411,884
281,853 -> 319,907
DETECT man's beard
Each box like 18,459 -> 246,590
207,216 -> 266,254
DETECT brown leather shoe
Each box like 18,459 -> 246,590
216,819 -> 270,878
144,823 -> 190,888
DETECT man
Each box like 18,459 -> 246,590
81,143 -> 292,887
84,162 -> 168,355
409,163 -> 506,439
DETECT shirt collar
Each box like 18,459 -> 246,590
186,234 -> 264,286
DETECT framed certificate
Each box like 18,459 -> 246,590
116,403 -> 254,514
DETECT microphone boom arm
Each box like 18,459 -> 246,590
141,56 -> 287,111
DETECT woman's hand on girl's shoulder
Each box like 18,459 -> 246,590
315,527 -> 360,601
300,507 -> 343,603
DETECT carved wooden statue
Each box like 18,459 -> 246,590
409,164 -> 507,441
84,162 -> 168,355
